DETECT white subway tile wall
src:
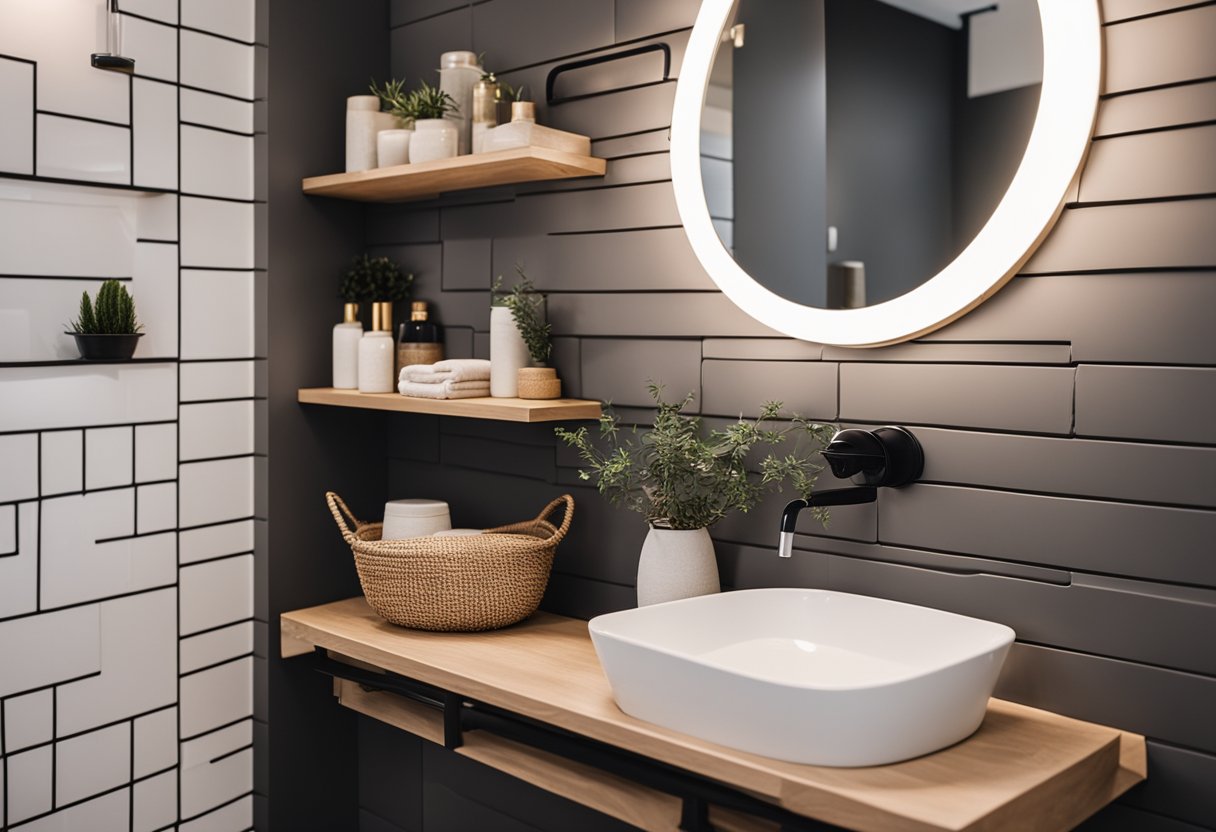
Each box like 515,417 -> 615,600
0,1 -> 260,827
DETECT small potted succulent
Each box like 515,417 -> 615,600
407,80 -> 460,164
66,279 -> 143,360
491,267 -> 559,399
556,387 -> 835,606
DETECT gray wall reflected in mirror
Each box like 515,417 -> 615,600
701,0 -> 1043,308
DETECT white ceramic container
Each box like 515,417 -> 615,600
589,588 -> 1016,766
635,527 -> 720,606
376,128 -> 413,167
332,322 -> 363,389
346,95 -> 398,172
382,499 -> 452,539
357,330 -> 394,393
489,305 -> 528,397
409,119 -> 458,164
439,50 -> 482,155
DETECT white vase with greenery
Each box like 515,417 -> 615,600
556,386 -> 836,606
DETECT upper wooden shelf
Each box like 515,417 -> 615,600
297,387 -> 601,423
301,147 -> 607,203
282,598 -> 1146,832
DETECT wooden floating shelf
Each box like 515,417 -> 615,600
297,387 -> 601,423
282,598 -> 1147,832
301,146 -> 607,203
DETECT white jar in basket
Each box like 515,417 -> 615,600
381,499 -> 452,539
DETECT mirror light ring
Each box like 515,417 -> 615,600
671,0 -> 1102,347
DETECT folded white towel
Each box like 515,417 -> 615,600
399,358 -> 491,385
399,378 -> 491,400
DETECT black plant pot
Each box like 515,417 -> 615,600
67,332 -> 143,360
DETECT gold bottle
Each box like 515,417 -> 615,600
397,301 -> 444,370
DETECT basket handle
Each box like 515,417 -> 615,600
326,491 -> 363,543
535,494 -> 575,545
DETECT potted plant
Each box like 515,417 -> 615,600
489,266 -> 558,398
408,80 -> 460,164
66,279 -> 143,360
497,270 -> 560,399
556,385 -> 836,606
347,255 -> 413,394
369,77 -> 415,167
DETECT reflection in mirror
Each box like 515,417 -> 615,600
700,0 -> 1043,308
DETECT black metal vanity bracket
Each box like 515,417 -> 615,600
545,42 -> 672,106
306,649 -> 846,832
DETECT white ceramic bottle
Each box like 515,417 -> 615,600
439,50 -> 482,155
489,305 -> 529,397
357,330 -> 394,393
332,322 -> 363,389
346,96 -> 397,172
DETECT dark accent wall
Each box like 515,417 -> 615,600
279,1 -> 1216,830
264,1 -> 390,830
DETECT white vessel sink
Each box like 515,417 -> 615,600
588,588 -> 1014,767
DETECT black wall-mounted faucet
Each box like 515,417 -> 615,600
777,427 -> 923,558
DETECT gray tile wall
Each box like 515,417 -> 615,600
360,2 -> 1216,830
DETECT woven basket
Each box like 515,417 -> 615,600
326,491 -> 573,632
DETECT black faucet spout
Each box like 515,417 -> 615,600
778,487 -> 877,557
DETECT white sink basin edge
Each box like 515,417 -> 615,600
588,588 -> 1015,767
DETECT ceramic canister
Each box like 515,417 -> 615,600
382,499 -> 452,539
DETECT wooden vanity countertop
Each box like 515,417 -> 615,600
282,597 -> 1145,832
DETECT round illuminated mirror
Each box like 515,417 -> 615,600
671,0 -> 1101,346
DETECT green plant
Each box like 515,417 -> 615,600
342,255 -> 413,303
369,77 -> 415,123
555,384 -> 836,530
69,279 -> 141,335
498,80 -> 530,102
493,266 -> 551,364
411,79 -> 458,119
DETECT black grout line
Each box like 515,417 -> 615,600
179,615 -> 254,640
208,742 -> 253,766
0,171 -> 173,195
179,120 -> 255,138
0,274 -> 132,282
179,715 -> 252,746
36,109 -> 131,130
179,651 -> 254,680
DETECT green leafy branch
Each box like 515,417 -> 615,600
555,384 -> 836,530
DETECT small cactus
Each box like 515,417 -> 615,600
70,280 -> 141,335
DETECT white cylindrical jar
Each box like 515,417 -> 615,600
332,322 -> 363,389
357,330 -> 395,393
409,119 -> 458,163
439,50 -> 482,155
376,128 -> 412,167
381,499 -> 452,539
346,96 -> 398,172
489,305 -> 529,397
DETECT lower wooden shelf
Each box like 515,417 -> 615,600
282,597 -> 1147,832
297,387 -> 602,423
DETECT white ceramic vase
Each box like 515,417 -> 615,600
376,128 -> 413,167
357,331 -> 394,393
409,119 -> 458,164
332,322 -> 363,388
636,527 -> 721,607
489,305 -> 529,397
346,96 -> 398,172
